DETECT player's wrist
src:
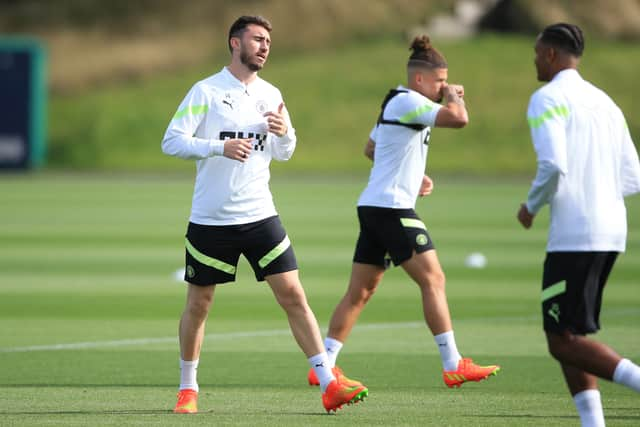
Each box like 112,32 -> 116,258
209,139 -> 225,157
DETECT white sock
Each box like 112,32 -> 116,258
613,358 -> 640,392
308,352 -> 335,392
324,337 -> 343,368
434,331 -> 462,371
179,359 -> 199,392
573,389 -> 605,427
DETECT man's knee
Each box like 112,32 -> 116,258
186,287 -> 214,318
546,330 -> 577,361
270,277 -> 307,310
416,269 -> 446,293
348,283 -> 377,306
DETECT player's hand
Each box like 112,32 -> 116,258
223,138 -> 253,162
419,175 -> 434,196
264,103 -> 288,137
443,84 -> 464,99
517,203 -> 534,229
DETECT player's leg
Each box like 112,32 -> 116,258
402,249 -> 499,386
544,251 -> 640,389
542,251 -> 639,424
174,283 -> 215,413
326,262 -> 385,344
175,222 -> 240,413
266,270 -> 324,358
546,331 -> 620,381
320,207 -> 389,372
401,249 -> 451,335
266,270 -> 368,411
559,362 -> 605,427
247,216 -> 368,411
304,262 -> 385,386
179,284 -> 216,361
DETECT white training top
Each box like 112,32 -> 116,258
526,68 -> 640,252
162,67 -> 296,225
358,85 -> 442,209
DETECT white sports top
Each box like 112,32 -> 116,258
162,67 -> 296,225
526,69 -> 640,251
358,86 -> 442,209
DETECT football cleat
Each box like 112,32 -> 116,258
308,365 -> 363,388
173,388 -> 198,414
322,379 -> 368,413
443,358 -> 500,388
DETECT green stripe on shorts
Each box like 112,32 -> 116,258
259,235 -> 291,269
185,237 -> 236,275
541,281 -> 566,302
400,218 -> 426,230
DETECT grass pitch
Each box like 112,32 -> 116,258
0,174 -> 638,426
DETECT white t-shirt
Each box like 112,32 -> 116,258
358,86 -> 442,209
526,69 -> 640,251
162,67 -> 296,225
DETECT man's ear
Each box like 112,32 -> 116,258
413,71 -> 423,85
230,37 -> 241,51
546,46 -> 557,63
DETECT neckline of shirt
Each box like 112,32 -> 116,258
552,68 -> 581,83
222,67 -> 260,95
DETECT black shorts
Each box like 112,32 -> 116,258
353,206 -> 435,268
541,251 -> 618,335
184,216 -> 298,285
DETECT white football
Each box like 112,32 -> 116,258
173,267 -> 186,282
465,252 -> 487,269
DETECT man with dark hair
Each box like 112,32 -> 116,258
306,35 -> 500,389
162,15 -> 367,414
518,22 -> 640,427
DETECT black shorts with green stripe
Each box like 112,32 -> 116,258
353,206 -> 435,268
541,251 -> 618,335
184,216 -> 297,285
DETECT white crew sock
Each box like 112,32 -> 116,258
308,352 -> 335,392
573,389 -> 605,427
324,337 -> 343,368
434,331 -> 462,371
613,358 -> 640,392
179,359 -> 199,392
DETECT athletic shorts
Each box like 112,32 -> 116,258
541,251 -> 618,335
183,216 -> 298,285
353,206 -> 435,268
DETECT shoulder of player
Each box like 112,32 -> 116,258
401,88 -> 435,105
389,88 -> 438,115
528,81 -> 566,112
186,73 -> 225,101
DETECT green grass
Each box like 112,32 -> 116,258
48,34 -> 640,174
1,174 -> 639,426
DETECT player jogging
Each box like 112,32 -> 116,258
162,15 -> 367,414
517,23 -> 640,427
307,35 -> 500,389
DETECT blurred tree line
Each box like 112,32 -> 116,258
2,0 -> 638,93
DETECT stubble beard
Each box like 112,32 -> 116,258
240,49 -> 263,72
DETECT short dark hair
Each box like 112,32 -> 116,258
228,15 -> 273,52
539,23 -> 585,57
407,35 -> 447,69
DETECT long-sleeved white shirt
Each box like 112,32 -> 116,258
526,69 -> 640,251
162,67 -> 296,225
358,85 -> 442,209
